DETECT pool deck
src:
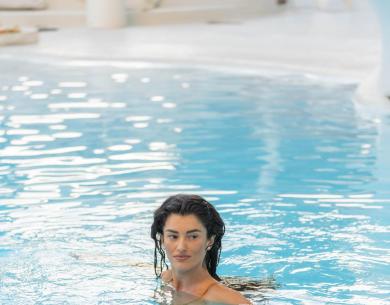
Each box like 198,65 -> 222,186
0,1 -> 381,82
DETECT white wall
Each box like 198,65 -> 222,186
372,0 -> 390,97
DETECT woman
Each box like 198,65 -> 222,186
151,194 -> 251,305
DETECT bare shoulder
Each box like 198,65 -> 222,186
205,282 -> 252,305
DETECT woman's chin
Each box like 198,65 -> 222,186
172,262 -> 195,274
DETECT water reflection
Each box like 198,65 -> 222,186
154,276 -> 275,305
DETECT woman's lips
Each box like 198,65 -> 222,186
173,255 -> 191,262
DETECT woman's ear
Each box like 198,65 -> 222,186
208,235 -> 215,248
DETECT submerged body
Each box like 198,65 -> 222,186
161,268 -> 250,305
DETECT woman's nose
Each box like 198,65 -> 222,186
176,237 -> 187,251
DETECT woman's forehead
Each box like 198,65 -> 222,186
164,213 -> 206,232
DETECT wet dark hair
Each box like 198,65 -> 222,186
151,194 -> 225,281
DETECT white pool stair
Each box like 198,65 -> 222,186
0,0 -> 282,28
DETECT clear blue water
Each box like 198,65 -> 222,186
0,57 -> 389,305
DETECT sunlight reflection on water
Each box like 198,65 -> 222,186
0,57 -> 389,305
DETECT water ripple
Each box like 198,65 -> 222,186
0,58 -> 389,305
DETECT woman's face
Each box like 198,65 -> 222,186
162,213 -> 213,274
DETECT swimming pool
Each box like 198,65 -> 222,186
0,56 -> 389,305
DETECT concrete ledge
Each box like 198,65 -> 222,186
131,5 -> 278,26
0,27 -> 38,45
127,0 -> 283,26
47,0 -> 83,10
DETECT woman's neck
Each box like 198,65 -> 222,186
170,265 -> 212,292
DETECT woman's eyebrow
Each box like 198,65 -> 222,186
186,229 -> 202,234
164,229 -> 202,234
165,229 -> 178,233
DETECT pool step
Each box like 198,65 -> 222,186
46,0 -> 84,10
0,0 -> 280,28
0,10 -> 86,28
160,0 -> 274,9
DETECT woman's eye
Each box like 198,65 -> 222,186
168,235 -> 177,240
189,235 -> 198,239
